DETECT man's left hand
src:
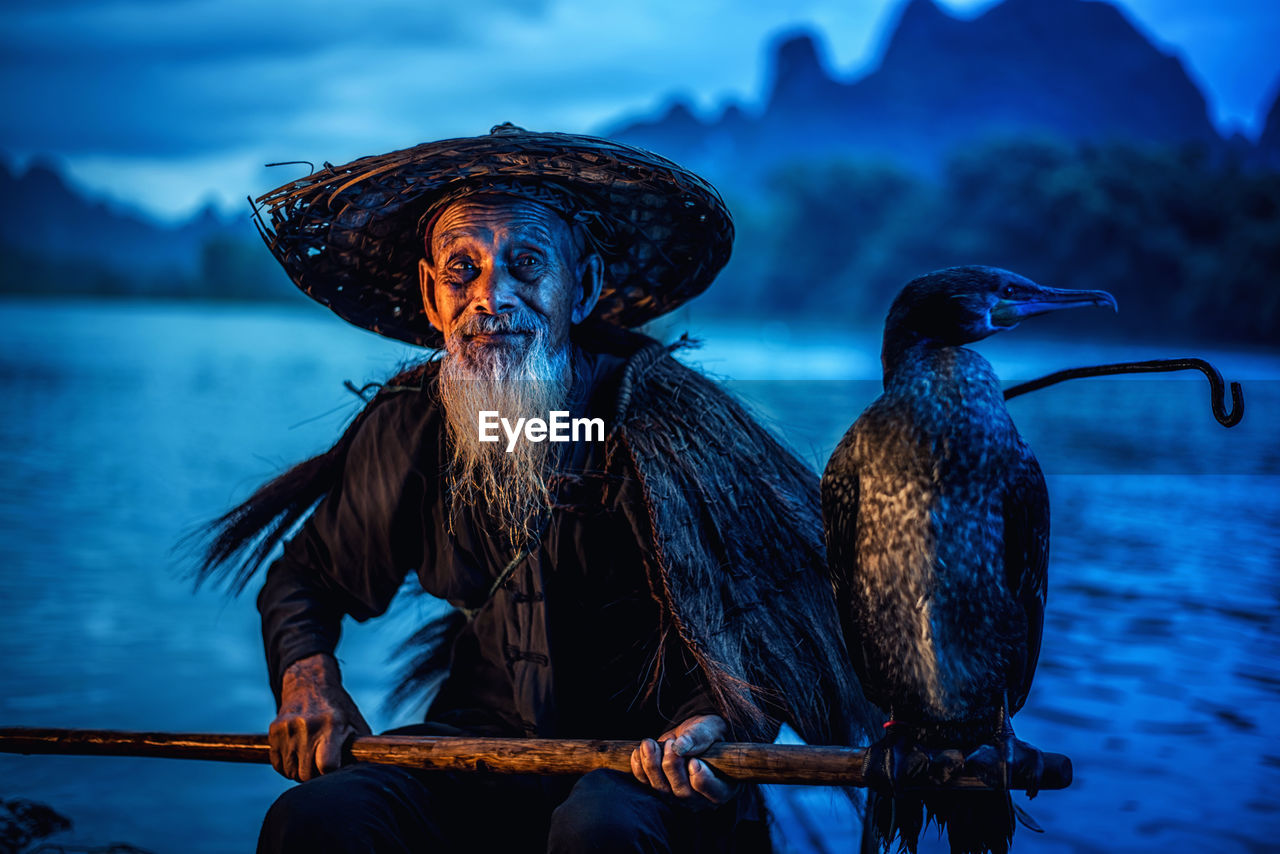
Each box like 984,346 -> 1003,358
630,714 -> 740,807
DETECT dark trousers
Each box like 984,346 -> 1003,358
258,764 -> 766,853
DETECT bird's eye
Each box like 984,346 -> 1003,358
1001,284 -> 1016,297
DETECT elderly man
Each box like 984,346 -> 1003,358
201,125 -> 875,853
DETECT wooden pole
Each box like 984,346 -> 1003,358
0,727 -> 1071,790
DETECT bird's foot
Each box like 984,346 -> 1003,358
965,736 -> 1048,798
863,724 -> 966,794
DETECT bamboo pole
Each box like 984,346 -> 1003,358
0,727 -> 1070,790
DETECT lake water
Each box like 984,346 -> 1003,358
1,299 -> 1277,853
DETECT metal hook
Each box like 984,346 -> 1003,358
1004,357 -> 1244,428
264,160 -> 316,175
1176,358 -> 1244,427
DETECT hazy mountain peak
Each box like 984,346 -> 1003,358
659,98 -> 705,128
894,0 -> 954,34
772,30 -> 826,75
719,101 -> 750,125
880,0 -> 962,60
7,160 -> 85,213
1261,87 -> 1280,156
766,30 -> 838,108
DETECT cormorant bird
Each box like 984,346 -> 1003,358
821,266 -> 1115,854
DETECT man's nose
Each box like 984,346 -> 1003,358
470,265 -> 520,315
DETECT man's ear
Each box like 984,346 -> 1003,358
571,254 -> 604,325
418,258 -> 442,331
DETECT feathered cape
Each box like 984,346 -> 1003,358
607,333 -> 877,746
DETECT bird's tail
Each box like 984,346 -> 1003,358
865,790 -> 1017,854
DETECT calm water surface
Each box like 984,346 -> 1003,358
1,299 -> 1276,853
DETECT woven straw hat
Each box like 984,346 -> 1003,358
251,123 -> 734,347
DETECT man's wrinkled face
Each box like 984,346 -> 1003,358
418,197 -> 602,549
418,198 -> 601,363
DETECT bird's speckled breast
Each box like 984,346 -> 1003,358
841,346 -> 1024,722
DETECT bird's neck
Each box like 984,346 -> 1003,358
882,336 -> 999,396
881,330 -> 942,384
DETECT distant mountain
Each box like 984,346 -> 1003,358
608,0 -> 1224,182
1260,88 -> 1280,166
0,158 -> 291,300
3,0 -> 1272,325
0,159 -> 242,274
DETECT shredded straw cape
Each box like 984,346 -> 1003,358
251,123 -> 734,348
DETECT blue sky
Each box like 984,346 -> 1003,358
2,0 -> 1277,221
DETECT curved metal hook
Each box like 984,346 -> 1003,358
264,160 -> 316,175
1004,357 -> 1244,428
1180,357 -> 1245,427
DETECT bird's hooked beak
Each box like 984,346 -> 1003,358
990,283 -> 1118,328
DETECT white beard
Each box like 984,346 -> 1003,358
437,313 -> 573,551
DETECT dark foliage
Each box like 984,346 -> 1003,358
0,235 -> 298,304
7,140 -> 1275,348
712,139 -> 1280,346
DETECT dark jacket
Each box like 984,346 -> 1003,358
257,339 -> 719,740
216,325 -> 876,749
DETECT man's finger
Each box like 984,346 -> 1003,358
630,745 -> 647,786
688,758 -> 734,804
639,738 -> 672,794
296,734 -> 319,782
281,742 -> 300,782
315,730 -> 344,775
670,718 -> 721,757
278,720 -> 301,781
661,739 -> 695,798
297,751 -> 317,782
268,720 -> 286,776
290,718 -> 315,782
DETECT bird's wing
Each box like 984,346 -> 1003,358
1003,449 -> 1049,715
822,450 -> 884,711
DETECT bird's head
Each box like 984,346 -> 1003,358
886,266 -> 1118,347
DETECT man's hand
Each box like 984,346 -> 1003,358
629,714 -> 740,807
269,653 -> 371,782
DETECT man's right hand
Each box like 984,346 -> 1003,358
269,653 -> 371,782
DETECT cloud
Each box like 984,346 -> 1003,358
2,0 -> 906,162
0,0 -> 546,64
0,0 -> 548,157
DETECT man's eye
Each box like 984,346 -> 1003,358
514,255 -> 539,267
448,257 -> 476,272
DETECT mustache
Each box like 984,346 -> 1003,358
455,312 -> 545,338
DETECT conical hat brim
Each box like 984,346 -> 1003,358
251,125 -> 735,347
